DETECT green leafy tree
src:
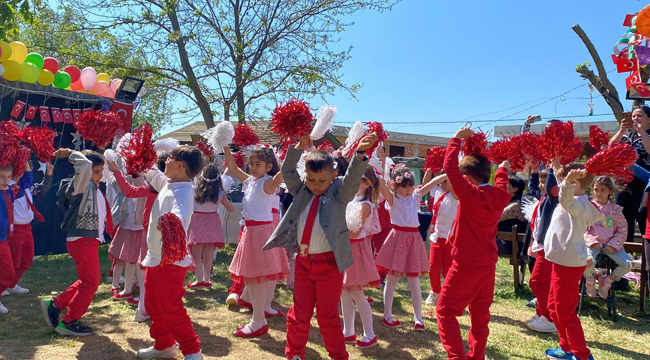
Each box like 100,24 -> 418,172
0,0 -> 37,40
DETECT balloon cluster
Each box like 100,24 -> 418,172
0,41 -> 124,98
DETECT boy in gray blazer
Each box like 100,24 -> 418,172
264,132 -> 377,360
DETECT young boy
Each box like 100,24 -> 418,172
136,145 -> 204,360
436,127 -> 512,360
0,164 -> 16,314
41,149 -> 113,336
544,165 -> 603,360
264,133 -> 377,360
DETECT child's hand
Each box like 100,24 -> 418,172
604,245 -> 617,253
499,160 -> 511,169
157,217 -> 162,231
550,156 -> 562,170
46,163 -> 54,177
53,148 -> 70,159
375,145 -> 386,161
296,134 -> 310,149
565,169 -> 586,184
106,160 -> 120,173
591,243 -> 602,250
454,127 -> 473,139
357,134 -> 379,152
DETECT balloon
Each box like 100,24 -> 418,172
63,65 -> 81,83
37,69 -> 54,86
8,42 -> 28,63
79,67 -> 97,90
96,73 -> 110,83
70,79 -> 83,91
53,71 -> 71,89
24,53 -> 44,69
0,64 -> 3,77
0,41 -> 11,62
2,60 -> 23,81
92,80 -> 110,94
20,62 -> 39,83
110,78 -> 122,92
100,89 -> 115,98
42,57 -> 59,74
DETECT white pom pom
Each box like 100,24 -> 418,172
311,104 -> 337,141
343,122 -> 364,155
345,200 -> 365,233
115,133 -> 132,154
297,154 -> 307,181
153,138 -> 179,155
522,197 -> 540,222
101,149 -> 117,184
104,149 -> 117,163
202,121 -> 234,153
221,175 -> 235,193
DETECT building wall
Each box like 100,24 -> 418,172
333,136 -> 431,158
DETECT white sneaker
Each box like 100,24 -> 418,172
527,315 -> 557,333
526,314 -> 540,325
185,351 -> 203,360
226,293 -> 239,306
291,356 -> 302,360
134,309 -> 151,322
0,302 -> 7,314
425,291 -> 439,305
8,285 -> 29,294
1,290 -> 9,297
136,345 -> 178,359
525,298 -> 537,308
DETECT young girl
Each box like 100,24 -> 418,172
375,166 -> 440,331
223,145 -> 289,337
341,166 -> 382,348
584,176 -> 632,299
187,163 -> 234,288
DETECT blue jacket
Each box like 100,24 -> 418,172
0,188 -> 15,242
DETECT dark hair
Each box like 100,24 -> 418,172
156,153 -> 169,172
195,163 -> 224,204
556,163 -> 594,190
249,147 -> 280,176
539,169 -> 549,180
305,150 -> 335,174
171,145 -> 204,178
633,104 -> 650,117
334,156 -> 349,176
593,176 -> 615,192
81,150 -> 105,167
0,165 -> 12,172
508,175 -> 525,201
547,119 -> 562,126
459,155 -> 491,184
360,166 -> 380,204
390,166 -> 415,190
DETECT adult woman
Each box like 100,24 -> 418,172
496,175 -> 527,255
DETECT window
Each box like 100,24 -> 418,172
389,145 -> 405,157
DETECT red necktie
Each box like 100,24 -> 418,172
299,195 -> 322,257
25,194 -> 45,222
428,192 -> 449,234
2,191 -> 14,236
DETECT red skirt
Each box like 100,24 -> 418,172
187,212 -> 225,248
375,227 -> 430,277
343,237 -> 381,291
228,221 -> 289,284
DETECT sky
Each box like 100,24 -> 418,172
161,0 -> 648,138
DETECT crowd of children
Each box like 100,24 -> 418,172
0,113 -> 645,360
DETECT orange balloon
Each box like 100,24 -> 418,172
636,5 -> 650,38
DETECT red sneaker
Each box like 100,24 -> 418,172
236,299 -> 253,310
344,335 -> 357,344
414,323 -> 425,332
264,310 -> 285,318
126,297 -> 139,306
112,292 -> 132,301
110,287 -> 119,294
186,282 -> 204,288
367,297 -> 374,303
356,336 -> 378,348
202,281 -> 212,288
233,324 -> 268,338
383,317 -> 401,328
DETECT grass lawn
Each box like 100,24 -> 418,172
0,244 -> 648,360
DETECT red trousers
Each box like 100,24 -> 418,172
7,224 -> 34,288
229,274 -> 244,296
145,265 -> 201,355
529,250 -> 552,318
437,265 -> 495,360
54,238 -> 101,322
285,252 -> 347,360
0,241 -> 16,297
371,229 -> 391,281
429,237 -> 452,293
548,263 -> 590,360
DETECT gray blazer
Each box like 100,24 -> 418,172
263,147 -> 368,272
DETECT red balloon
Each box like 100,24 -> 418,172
70,79 -> 83,91
42,57 -> 59,74
63,65 -> 81,83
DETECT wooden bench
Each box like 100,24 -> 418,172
497,225 -> 527,292
625,240 -> 647,312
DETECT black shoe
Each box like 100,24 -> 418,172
41,299 -> 60,329
55,320 -> 94,337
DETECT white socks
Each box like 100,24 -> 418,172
383,275 -> 399,320
341,290 -> 375,339
113,261 -> 125,289
191,245 -> 205,284
202,246 -> 214,283
265,281 -> 278,314
407,276 -> 423,324
241,282 -> 267,334
123,263 -> 136,294
136,267 -> 147,315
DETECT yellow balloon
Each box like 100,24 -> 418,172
96,72 -> 110,83
37,69 -> 54,86
8,41 -> 28,63
2,60 -> 23,81
0,40 -> 11,62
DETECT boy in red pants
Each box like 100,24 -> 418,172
436,127 -> 511,360
264,133 -> 376,360
0,164 -> 16,315
543,166 -> 602,360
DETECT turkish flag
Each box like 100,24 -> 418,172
25,105 -> 38,120
39,106 -> 51,123
624,14 -> 636,27
111,100 -> 134,133
626,71 -> 643,90
72,109 -> 82,122
632,83 -> 650,97
51,108 -> 63,123
616,51 -> 638,73
10,101 -> 26,119
62,109 -> 74,124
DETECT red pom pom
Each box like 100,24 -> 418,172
586,143 -> 638,183
117,124 -> 157,177
0,122 -> 28,177
74,110 -> 124,148
270,99 -> 314,144
343,122 -> 390,157
518,132 -> 544,163
461,129 -> 490,158
489,136 -> 528,172
589,125 -> 610,151
0,121 -> 23,140
536,121 -> 583,165
233,124 -> 260,147
317,139 -> 334,151
11,145 -> 30,179
424,146 -> 446,174
21,126 -> 56,162
233,150 -> 245,168
196,140 -> 214,158
159,213 -> 188,265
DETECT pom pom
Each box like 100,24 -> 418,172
461,129 -> 490,158
585,142 -> 638,183
270,99 -> 314,143
0,121 -> 28,178
221,174 -> 235,192
317,139 -> 334,151
102,149 -> 118,184
74,110 -> 124,148
518,132 -> 544,164
345,201 -> 365,233
489,136 -> 527,172
366,206 -> 382,236
537,121 -> 582,165
11,145 -> 30,179
343,122 -> 389,157
521,197 -> 539,222
424,146 -> 446,174
311,104 -> 337,141
159,213 -> 188,265
589,125 -> 610,151
196,140 -> 214,158
20,126 -> 56,162
233,150 -> 245,168
202,121 -> 234,153
0,121 -> 23,139
153,138 -> 179,155
233,124 -> 260,147
117,124 -> 157,177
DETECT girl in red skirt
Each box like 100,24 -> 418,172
187,164 -> 234,288
375,166 -> 440,331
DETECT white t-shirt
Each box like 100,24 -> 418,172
429,186 -> 458,242
242,175 -> 275,222
298,195 -> 331,254
13,189 -> 34,225
386,189 -> 422,228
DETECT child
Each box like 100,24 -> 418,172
425,172 -> 458,306
264,133 -> 376,360
436,127 -> 511,360
187,163 -> 234,288
375,166 -> 441,331
223,145 -> 288,337
584,176 -> 632,299
0,164 -> 17,314
135,145 -> 204,360
341,166 -> 382,348
41,149 -> 114,336
544,165 -> 603,360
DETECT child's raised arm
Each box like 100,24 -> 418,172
378,176 -> 394,208
223,146 -> 250,182
264,173 -> 284,195
281,134 -> 310,196
419,173 -> 448,195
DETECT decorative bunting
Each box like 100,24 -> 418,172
25,105 -> 37,120
39,106 -> 51,123
11,101 -> 26,119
